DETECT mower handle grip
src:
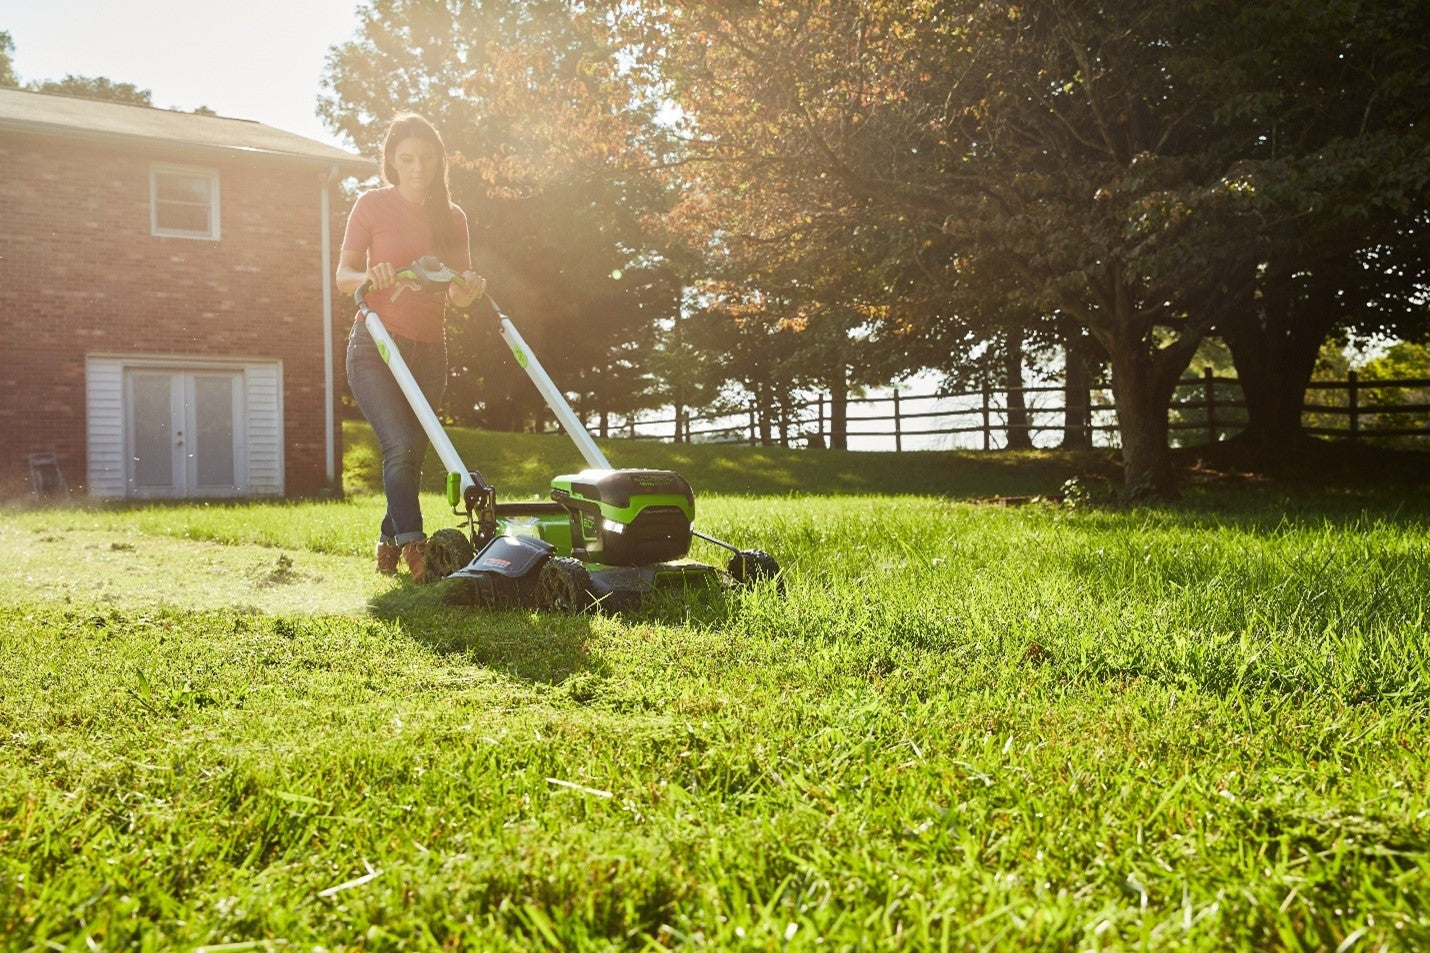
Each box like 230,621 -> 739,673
353,256 -> 460,310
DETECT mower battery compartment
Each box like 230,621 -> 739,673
550,468 -> 695,566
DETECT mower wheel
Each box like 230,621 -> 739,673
426,528 -> 476,580
728,549 -> 781,588
534,556 -> 593,613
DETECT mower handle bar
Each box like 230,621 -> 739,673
353,255 -> 458,310
353,257 -> 611,513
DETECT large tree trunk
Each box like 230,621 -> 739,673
1060,331 -> 1093,450
1221,263 -> 1338,453
1225,334 -> 1319,448
1107,344 -> 1178,497
828,368 -> 849,450
1089,265 -> 1197,498
1004,327 -> 1033,449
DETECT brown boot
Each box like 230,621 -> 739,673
375,539 -> 400,576
402,538 -> 429,582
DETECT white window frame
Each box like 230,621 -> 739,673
150,163 -> 221,240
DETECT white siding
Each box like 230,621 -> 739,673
85,358 -> 128,498
245,363 -> 284,496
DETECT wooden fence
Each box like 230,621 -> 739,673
616,370 -> 1430,450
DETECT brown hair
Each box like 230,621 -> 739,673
381,112 -> 462,260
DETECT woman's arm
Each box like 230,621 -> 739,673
336,248 -> 397,296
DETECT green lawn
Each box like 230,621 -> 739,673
2,433 -> 1427,950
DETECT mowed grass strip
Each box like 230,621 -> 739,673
2,447 -> 1428,949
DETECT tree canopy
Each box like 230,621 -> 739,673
612,0 -> 1427,491
314,0 -> 1427,491
0,31 -> 18,88
320,0 -> 683,431
29,74 -> 155,106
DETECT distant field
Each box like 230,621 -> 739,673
2,433 -> 1427,949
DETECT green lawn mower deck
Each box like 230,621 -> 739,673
426,468 -> 779,613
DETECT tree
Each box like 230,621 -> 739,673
627,1 -> 1253,494
0,31 -> 18,88
666,208 -> 921,448
320,0 -> 681,431
633,1 -> 1017,450
622,0 -> 1426,492
1,33 -> 155,106
28,74 -> 154,106
1153,0 -> 1430,454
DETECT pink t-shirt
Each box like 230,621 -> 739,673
342,187 -> 472,343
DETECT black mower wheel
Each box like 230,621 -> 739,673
728,549 -> 782,589
425,528 -> 476,581
534,556 -> 594,613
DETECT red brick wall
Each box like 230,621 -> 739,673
0,133 -> 348,499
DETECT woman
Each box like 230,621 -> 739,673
337,113 -> 485,580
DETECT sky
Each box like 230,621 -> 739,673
2,0 -> 365,150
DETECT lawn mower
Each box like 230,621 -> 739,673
355,257 -> 780,612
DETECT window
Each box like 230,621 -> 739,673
151,164 -> 220,239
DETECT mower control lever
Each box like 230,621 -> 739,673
393,256 -> 459,294
354,256 -> 459,308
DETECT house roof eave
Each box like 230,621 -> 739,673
1,115 -> 377,178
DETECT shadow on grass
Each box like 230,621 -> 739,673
363,568 -> 746,688
366,578 -> 598,686
1119,484 -> 1430,535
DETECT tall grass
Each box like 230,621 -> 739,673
2,436 -> 1427,950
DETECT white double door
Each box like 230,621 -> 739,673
126,368 -> 246,498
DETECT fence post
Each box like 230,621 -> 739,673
1203,366 -> 1217,444
1347,370 -> 1359,440
893,390 -> 903,452
982,383 -> 992,451
818,394 -> 825,448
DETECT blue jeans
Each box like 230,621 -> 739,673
346,320 -> 447,546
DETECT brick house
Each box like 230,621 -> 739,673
0,88 -> 374,500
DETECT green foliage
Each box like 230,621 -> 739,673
608,0 -> 1429,491
2,479 -> 1428,949
321,0 -> 682,431
0,30 -> 17,88
1362,341 -> 1430,384
27,74 -> 154,106
315,0 -> 1426,485
1360,342 -> 1430,447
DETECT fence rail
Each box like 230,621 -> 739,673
612,370 -> 1430,451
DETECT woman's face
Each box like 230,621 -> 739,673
391,136 -> 443,195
